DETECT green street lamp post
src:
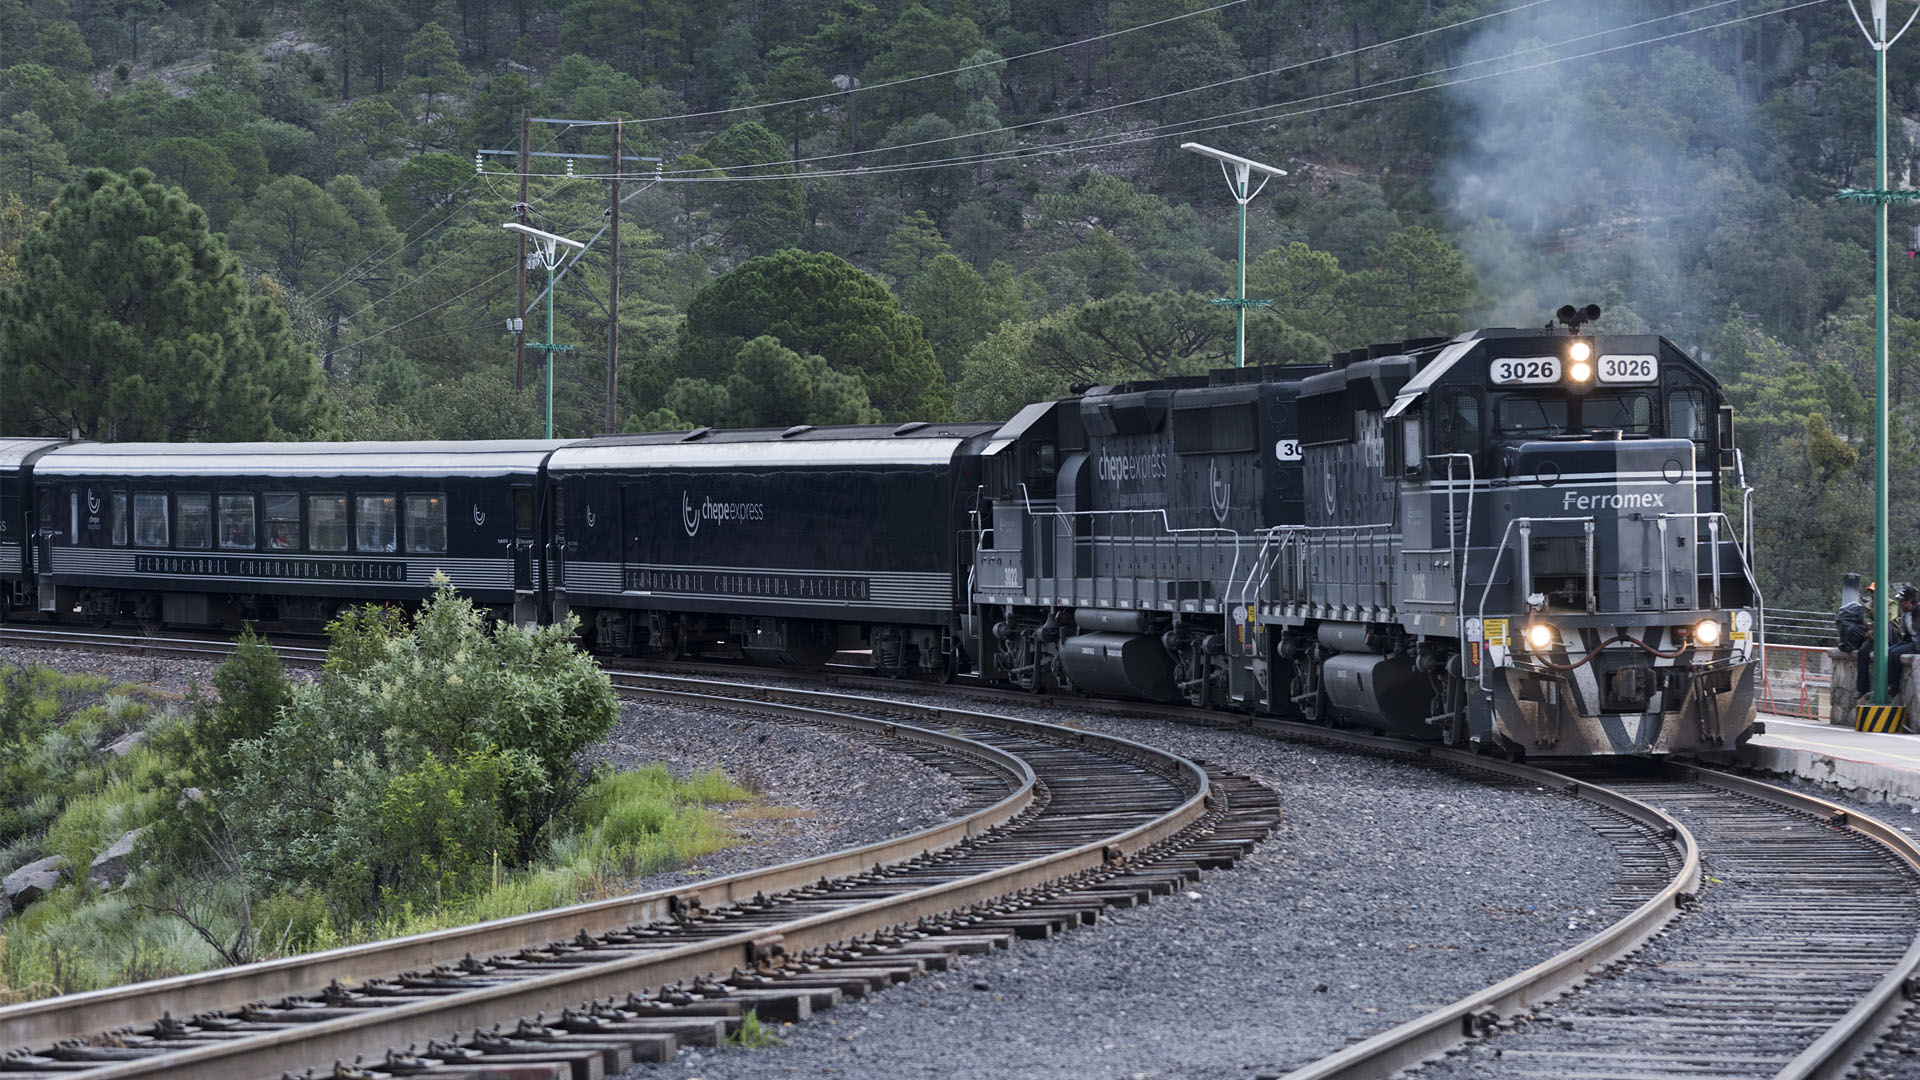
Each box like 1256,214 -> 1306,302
503,222 -> 584,438
1839,0 -> 1920,704
1182,142 -> 1287,368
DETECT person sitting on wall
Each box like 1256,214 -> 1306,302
1856,583 -> 1919,695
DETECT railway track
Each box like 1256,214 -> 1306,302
14,628 -> 1920,1079
1271,760 -> 1920,1080
0,654 -> 1279,1079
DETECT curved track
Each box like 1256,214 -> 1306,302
0,661 -> 1277,1080
1270,759 -> 1920,1080
12,629 -> 1920,1079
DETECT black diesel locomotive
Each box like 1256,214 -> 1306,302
0,317 -> 1760,757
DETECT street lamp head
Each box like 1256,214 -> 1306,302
503,222 -> 586,267
1180,142 -> 1287,179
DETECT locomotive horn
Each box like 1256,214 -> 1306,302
1556,304 -> 1578,325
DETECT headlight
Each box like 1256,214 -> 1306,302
1694,619 -> 1722,647
1568,341 -> 1592,363
1569,359 -> 1593,382
1526,622 -> 1555,650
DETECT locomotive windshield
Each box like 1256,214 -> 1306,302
1491,390 -> 1657,440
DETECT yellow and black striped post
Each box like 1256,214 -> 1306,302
1855,704 -> 1909,733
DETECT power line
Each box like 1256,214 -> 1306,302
326,265 -> 516,354
639,0 -> 1568,180
546,0 -> 1255,129
584,0 -> 1810,186
308,126 -> 582,304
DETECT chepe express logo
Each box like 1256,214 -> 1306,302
682,491 -> 766,538
1209,459 -> 1231,524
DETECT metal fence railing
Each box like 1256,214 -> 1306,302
1759,642 -> 1832,721
1767,607 -> 1837,648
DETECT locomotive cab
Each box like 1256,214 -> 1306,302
1383,327 -> 1760,755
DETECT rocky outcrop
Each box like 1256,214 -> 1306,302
103,730 -> 146,758
88,828 -> 148,891
4,855 -> 69,913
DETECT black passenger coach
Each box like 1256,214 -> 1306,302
549,423 -> 997,673
29,441 -> 568,627
1,438 -> 65,619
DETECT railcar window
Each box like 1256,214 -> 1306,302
219,494 -> 255,550
355,494 -> 397,552
1495,396 -> 1566,437
405,494 -> 446,553
133,493 -> 168,547
1583,393 -> 1653,434
1435,393 -> 1482,455
1668,388 -> 1710,449
513,488 -> 532,534
110,491 -> 127,545
308,495 -> 347,552
177,493 -> 211,549
265,493 -> 299,550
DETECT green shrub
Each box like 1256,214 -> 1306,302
222,582 -> 620,921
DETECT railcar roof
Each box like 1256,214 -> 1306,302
0,438 -> 66,470
551,423 -> 1000,471
33,440 -> 573,478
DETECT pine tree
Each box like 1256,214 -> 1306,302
0,168 -> 329,440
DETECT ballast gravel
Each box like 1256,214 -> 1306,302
622,686 -> 1622,1080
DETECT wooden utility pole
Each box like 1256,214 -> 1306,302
607,119 -> 621,433
513,108 -> 530,391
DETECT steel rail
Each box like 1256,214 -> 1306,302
1266,745 -> 1700,1080
1,678 -> 1213,1080
1270,753 -> 1920,1080
1672,762 -> 1920,1080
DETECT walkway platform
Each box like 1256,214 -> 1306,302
1713,713 -> 1920,805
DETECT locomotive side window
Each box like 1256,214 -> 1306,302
219,494 -> 255,550
1495,396 -> 1566,437
308,494 -> 348,552
1435,392 -> 1482,455
265,493 -> 299,550
110,490 -> 127,545
1667,388 -> 1710,452
177,493 -> 212,549
133,493 -> 168,547
513,488 -> 533,534
355,494 -> 397,552
1583,392 -> 1653,434
405,494 -> 446,553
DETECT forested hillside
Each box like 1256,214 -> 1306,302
0,0 -> 1917,607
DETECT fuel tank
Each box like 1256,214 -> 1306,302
1322,653 -> 1431,733
1060,632 -> 1177,702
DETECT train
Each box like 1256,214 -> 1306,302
0,313 -> 1762,758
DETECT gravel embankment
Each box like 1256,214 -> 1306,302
622,686 -> 1623,1080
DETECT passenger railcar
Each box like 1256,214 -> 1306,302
0,439 -> 65,619
29,441 -> 568,627
548,423 -> 998,673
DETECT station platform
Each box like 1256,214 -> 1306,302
1714,713 -> 1920,805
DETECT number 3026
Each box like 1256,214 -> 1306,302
1599,355 -> 1657,383
1491,357 -> 1560,384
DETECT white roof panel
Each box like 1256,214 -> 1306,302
1385,337 -> 1480,419
0,438 -> 66,470
549,438 -> 966,471
33,440 -> 571,478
